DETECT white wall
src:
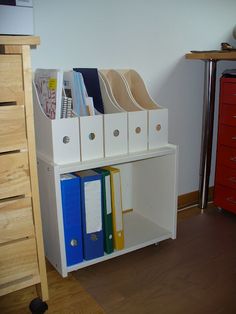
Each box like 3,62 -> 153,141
32,0 -> 236,195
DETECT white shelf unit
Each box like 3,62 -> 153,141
37,144 -> 178,277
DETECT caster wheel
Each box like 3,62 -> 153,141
29,297 -> 48,314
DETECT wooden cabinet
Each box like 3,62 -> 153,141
214,77 -> 236,214
0,36 -> 48,301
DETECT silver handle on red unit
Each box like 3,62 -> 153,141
226,197 -> 236,204
229,177 -> 236,183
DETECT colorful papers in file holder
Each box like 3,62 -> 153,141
33,82 -> 81,164
33,69 -> 168,164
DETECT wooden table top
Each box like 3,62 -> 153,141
185,50 -> 236,60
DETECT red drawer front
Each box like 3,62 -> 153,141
221,82 -> 236,104
217,145 -> 236,169
218,125 -> 236,148
221,94 -> 236,105
214,185 -> 236,214
219,104 -> 236,126
215,165 -> 236,189
221,82 -> 236,95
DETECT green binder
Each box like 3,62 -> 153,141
94,168 -> 114,254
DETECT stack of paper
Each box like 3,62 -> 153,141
34,69 -> 63,120
34,68 -> 97,119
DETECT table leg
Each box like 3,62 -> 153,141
198,59 -> 217,209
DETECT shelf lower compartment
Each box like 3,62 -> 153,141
66,211 -> 173,273
38,145 -> 177,278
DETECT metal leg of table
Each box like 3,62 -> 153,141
198,59 -> 217,209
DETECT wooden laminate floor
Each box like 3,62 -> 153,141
0,262 -> 104,314
1,205 -> 236,313
74,206 -> 236,314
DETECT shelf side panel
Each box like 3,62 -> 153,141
37,159 -> 67,277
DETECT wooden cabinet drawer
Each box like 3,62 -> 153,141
216,145 -> 236,169
219,104 -> 236,126
0,197 -> 34,244
0,88 -> 24,106
0,105 -> 27,153
215,165 -> 236,189
0,55 -> 23,91
0,152 -> 31,200
218,125 -> 236,148
0,238 -> 40,294
214,185 -> 236,214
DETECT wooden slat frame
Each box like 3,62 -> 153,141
0,36 -> 48,300
21,45 -> 49,300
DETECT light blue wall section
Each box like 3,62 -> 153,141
32,0 -> 236,195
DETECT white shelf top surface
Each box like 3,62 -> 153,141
38,144 -> 177,174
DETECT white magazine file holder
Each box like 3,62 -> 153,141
99,70 -> 148,154
117,69 -> 168,149
148,108 -> 168,149
79,115 -> 104,161
98,71 -> 128,157
103,112 -> 128,157
33,83 -> 81,164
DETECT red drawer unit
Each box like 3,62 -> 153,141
217,146 -> 236,169
220,104 -> 236,126
214,77 -> 236,214
220,80 -> 236,104
214,185 -> 236,214
215,165 -> 236,189
218,125 -> 236,148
